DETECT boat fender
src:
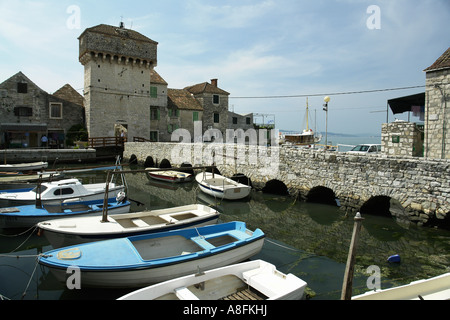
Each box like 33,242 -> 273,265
387,254 -> 401,263
116,191 -> 127,203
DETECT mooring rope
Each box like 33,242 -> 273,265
0,226 -> 38,254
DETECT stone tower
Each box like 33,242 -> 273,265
78,23 -> 158,140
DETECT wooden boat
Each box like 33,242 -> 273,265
283,98 -> 322,146
352,272 -> 450,300
37,204 -> 220,248
0,178 -> 125,206
38,221 -> 265,288
0,161 -> 48,172
146,167 -> 193,183
118,259 -> 307,300
0,198 -> 131,229
195,172 -> 251,200
0,172 -> 64,184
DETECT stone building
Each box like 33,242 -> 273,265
424,47 -> 450,159
78,23 -> 158,140
0,72 -> 84,149
185,79 -> 230,142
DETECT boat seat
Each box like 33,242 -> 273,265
175,287 -> 199,300
131,218 -> 149,228
191,236 -> 215,250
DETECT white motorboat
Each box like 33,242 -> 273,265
118,259 -> 307,300
195,172 -> 251,200
0,178 -> 125,206
145,167 -> 193,183
38,221 -> 265,288
37,204 -> 220,248
352,272 -> 450,300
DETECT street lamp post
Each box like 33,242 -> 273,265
323,96 -> 330,149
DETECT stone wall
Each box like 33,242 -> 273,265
425,68 -> 450,159
382,122 -> 424,157
124,142 -> 450,226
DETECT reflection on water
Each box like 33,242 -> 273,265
0,164 -> 449,300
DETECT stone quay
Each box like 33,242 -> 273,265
124,142 -> 450,228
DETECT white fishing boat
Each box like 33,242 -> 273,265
38,221 -> 265,288
37,204 -> 220,248
0,161 -> 48,172
195,172 -> 251,200
283,98 -> 322,146
118,259 -> 307,300
0,178 -> 125,206
145,167 -> 193,183
352,272 -> 450,300
0,198 -> 131,229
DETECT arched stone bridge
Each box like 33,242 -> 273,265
124,142 -> 450,227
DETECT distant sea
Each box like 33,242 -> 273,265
280,130 -> 381,152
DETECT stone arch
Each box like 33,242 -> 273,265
262,179 -> 288,195
129,154 -> 137,164
359,195 -> 408,221
180,162 -> 194,175
159,159 -> 171,169
306,186 -> 338,206
144,156 -> 154,168
230,173 -> 252,187
424,212 -> 450,230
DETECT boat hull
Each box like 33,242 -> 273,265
0,185 -> 124,206
39,204 -> 220,248
195,173 -> 251,200
0,161 -> 48,172
146,168 -> 193,183
38,222 -> 265,288
0,200 -> 131,229
118,259 -> 307,300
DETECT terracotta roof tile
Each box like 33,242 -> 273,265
424,47 -> 450,72
168,89 -> 203,111
185,81 -> 229,95
151,69 -> 168,85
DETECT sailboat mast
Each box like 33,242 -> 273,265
306,97 -> 309,131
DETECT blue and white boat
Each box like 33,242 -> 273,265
37,204 -> 220,248
38,221 -> 265,288
195,172 -> 251,200
0,198 -> 131,229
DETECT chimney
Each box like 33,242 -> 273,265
211,79 -> 218,87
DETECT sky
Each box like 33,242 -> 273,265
0,0 -> 449,135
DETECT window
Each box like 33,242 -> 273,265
53,188 -> 74,196
150,131 -> 158,142
49,103 -> 63,119
214,113 -> 220,123
150,86 -> 157,98
150,107 -> 160,120
169,108 -> 179,117
232,117 -> 238,125
213,95 -> 219,104
246,117 -> 251,125
14,107 -> 33,117
193,112 -> 199,121
17,83 -> 28,93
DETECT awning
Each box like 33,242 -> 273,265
0,123 -> 48,132
388,93 -> 425,114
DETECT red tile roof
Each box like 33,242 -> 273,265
424,47 -> 450,72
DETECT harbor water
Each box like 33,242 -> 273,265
0,157 -> 449,300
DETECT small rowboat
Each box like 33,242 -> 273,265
195,172 -> 251,200
145,168 -> 193,183
352,272 -> 450,300
118,259 -> 307,300
0,161 -> 48,172
0,198 -> 131,229
37,204 -> 220,248
38,221 -> 265,288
